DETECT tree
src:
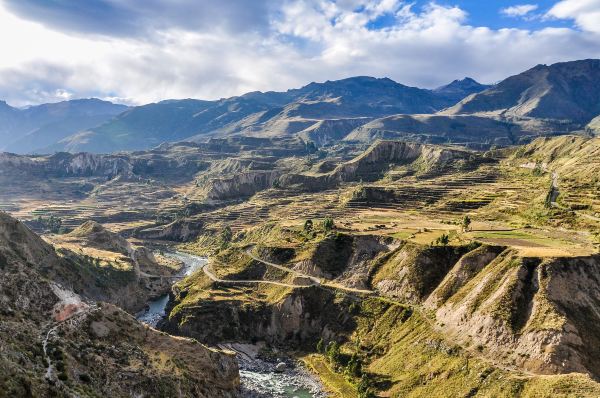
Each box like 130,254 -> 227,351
435,233 -> 449,246
220,226 -> 233,249
544,179 -> 556,208
322,218 -> 335,231
304,219 -> 314,233
326,341 -> 341,365
461,215 -> 472,232
346,353 -> 363,377
358,374 -> 376,398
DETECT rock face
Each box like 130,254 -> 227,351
204,170 -> 281,200
587,115 -> 600,135
0,211 -> 239,397
372,242 -> 475,304
0,151 -> 134,180
279,140 -> 479,191
291,233 -> 397,289
162,285 -> 354,347
136,219 -> 205,241
68,220 -> 130,253
0,148 -> 209,181
369,240 -> 600,379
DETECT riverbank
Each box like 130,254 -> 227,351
136,251 -> 329,397
223,343 -> 327,398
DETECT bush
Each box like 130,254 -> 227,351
316,338 -> 324,353
303,219 -> 313,232
346,353 -> 362,377
326,341 -> 341,365
322,218 -> 335,231
434,233 -> 449,246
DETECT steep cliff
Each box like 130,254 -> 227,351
279,140 -> 479,191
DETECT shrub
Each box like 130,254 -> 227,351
316,338 -> 324,353
322,218 -> 335,231
304,219 -> 313,232
326,341 -> 341,365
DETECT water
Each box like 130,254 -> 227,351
240,368 -> 324,398
136,252 -> 327,397
228,344 -> 326,398
136,294 -> 170,326
136,251 -> 206,327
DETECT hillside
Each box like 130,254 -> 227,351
0,99 -> 128,154
163,223 -> 600,397
0,211 -> 239,397
443,59 -> 600,124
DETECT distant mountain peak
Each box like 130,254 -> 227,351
432,77 -> 491,104
444,58 -> 600,123
434,77 -> 489,93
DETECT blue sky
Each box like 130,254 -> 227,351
434,1 -> 568,29
0,0 -> 599,106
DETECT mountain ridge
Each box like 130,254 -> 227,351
40,76 -> 489,154
0,98 -> 128,154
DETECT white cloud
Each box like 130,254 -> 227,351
501,4 -> 539,17
0,1 -> 599,106
547,0 -> 600,33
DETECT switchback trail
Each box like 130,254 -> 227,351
245,246 -> 374,295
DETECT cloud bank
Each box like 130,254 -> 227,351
0,0 -> 599,106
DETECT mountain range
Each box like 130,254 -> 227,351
1,59 -> 599,154
0,99 -> 128,154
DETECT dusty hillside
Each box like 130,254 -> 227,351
0,211 -> 239,397
509,135 -> 600,217
510,135 -> 600,180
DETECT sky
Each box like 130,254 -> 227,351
0,0 -> 599,107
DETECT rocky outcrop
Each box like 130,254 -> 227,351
69,220 -> 130,254
0,151 -> 134,179
162,286 -> 354,347
371,242 -> 474,303
0,147 -> 209,182
203,170 -> 281,200
424,244 -> 506,308
291,233 -> 397,289
136,219 -> 205,241
279,140 -> 479,191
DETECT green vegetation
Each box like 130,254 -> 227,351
323,217 -> 335,231
434,233 -> 449,246
461,215 -> 471,232
36,215 -> 64,234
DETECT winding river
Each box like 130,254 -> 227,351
136,251 -> 327,398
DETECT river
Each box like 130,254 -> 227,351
136,251 -> 327,398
